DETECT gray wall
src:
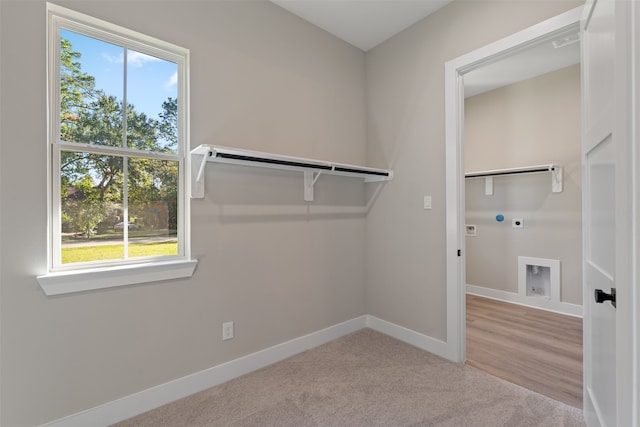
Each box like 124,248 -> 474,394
464,65 -> 582,305
0,0 -> 583,425
1,1 -> 367,425
364,1 -> 582,341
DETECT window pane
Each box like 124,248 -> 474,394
60,30 -> 124,147
52,9 -> 188,279
127,158 -> 179,258
127,49 -> 178,153
61,151 -> 124,264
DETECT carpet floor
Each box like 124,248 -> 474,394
114,329 -> 584,426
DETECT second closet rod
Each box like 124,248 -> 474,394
465,164 -> 555,178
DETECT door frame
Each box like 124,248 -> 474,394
443,6 -> 583,363
609,0 -> 639,424
445,3 -> 639,423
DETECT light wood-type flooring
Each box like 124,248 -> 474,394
465,294 -> 583,409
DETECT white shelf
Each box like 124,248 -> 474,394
465,164 -> 562,195
190,144 -> 393,201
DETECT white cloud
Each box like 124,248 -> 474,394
101,52 -> 122,64
128,51 -> 161,68
165,71 -> 178,89
101,51 -> 161,68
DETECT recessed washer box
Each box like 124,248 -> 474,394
518,257 -> 560,301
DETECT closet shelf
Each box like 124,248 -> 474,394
190,144 -> 393,201
465,164 -> 563,195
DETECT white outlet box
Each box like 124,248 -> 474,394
512,218 -> 524,228
222,321 -> 234,341
465,224 -> 477,236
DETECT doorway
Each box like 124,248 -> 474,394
443,6 -> 584,403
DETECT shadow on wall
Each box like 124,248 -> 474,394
193,163 -> 390,223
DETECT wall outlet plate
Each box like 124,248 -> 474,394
423,195 -> 432,210
222,321 -> 234,341
465,224 -> 477,236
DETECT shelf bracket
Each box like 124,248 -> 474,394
304,171 -> 322,202
190,150 -> 210,199
484,176 -> 494,195
551,166 -> 563,193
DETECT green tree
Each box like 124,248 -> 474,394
60,38 -> 97,142
59,37 -> 179,237
63,176 -> 114,239
158,97 -> 177,151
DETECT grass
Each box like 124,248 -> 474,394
61,229 -> 177,242
62,241 -> 178,264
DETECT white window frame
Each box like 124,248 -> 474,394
37,3 -> 196,295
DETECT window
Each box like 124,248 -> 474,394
38,3 -> 196,295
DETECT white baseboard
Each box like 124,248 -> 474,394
365,315 -> 450,360
41,316 -> 367,427
42,300 -> 579,427
466,284 -> 583,318
41,315 -> 455,427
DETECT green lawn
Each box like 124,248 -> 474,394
62,241 -> 178,264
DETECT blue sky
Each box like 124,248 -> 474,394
61,29 -> 178,121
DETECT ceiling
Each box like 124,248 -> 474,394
270,0 -> 454,51
269,0 -> 580,96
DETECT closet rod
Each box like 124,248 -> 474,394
212,151 -> 391,177
464,164 -> 562,194
213,151 -> 334,172
465,165 -> 555,178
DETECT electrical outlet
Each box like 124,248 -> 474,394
222,321 -> 234,341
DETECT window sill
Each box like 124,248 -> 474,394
36,259 -> 198,296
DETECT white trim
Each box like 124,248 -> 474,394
40,316 -> 368,427
37,316 -> 454,426
45,2 -> 193,291
36,259 -> 198,296
444,6 -> 583,364
632,1 -> 640,423
365,315 -> 450,359
444,58 -> 466,363
614,0 -> 640,424
466,284 -> 583,318
47,3 -> 188,63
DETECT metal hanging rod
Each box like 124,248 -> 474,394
214,151 -> 334,171
465,164 -> 556,178
465,164 -> 562,194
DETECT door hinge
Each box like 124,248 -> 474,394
458,249 -> 462,257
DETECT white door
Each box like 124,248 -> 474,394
582,0 -> 617,425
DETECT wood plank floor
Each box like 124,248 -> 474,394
465,294 -> 583,409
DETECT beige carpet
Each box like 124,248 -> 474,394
114,329 -> 584,426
